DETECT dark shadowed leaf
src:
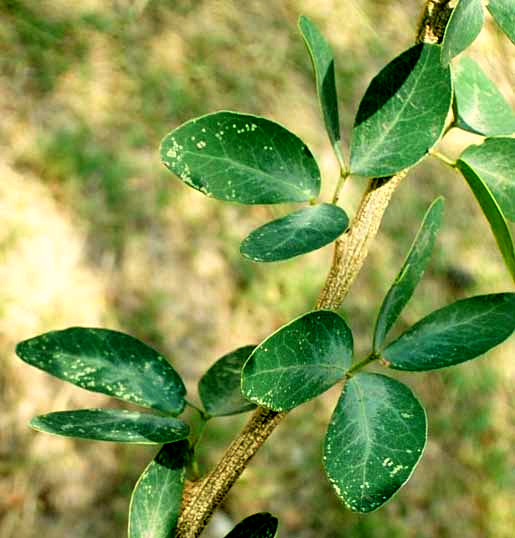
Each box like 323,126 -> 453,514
240,203 -> 349,262
460,138 -> 515,220
298,15 -> 343,165
488,0 -> 515,45
453,57 -> 515,136
349,44 -> 451,177
224,513 -> 279,538
383,293 -> 515,370
373,197 -> 444,351
456,160 -> 515,280
30,409 -> 190,444
324,373 -> 426,512
16,328 -> 186,415
160,111 -> 320,204
242,310 -> 353,411
441,0 -> 484,67
129,441 -> 189,538
198,346 -> 257,417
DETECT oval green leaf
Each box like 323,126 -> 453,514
16,328 -> 186,415
441,0 -> 484,67
324,373 -> 427,512
460,138 -> 515,221
30,409 -> 190,444
453,57 -> 515,136
240,203 -> 349,262
298,15 -> 343,166
160,111 -> 320,204
456,160 -> 515,280
373,197 -> 444,351
129,441 -> 189,538
349,44 -> 452,177
198,346 -> 257,417
225,513 -> 279,538
488,0 -> 515,45
383,293 -> 515,371
242,310 -> 353,411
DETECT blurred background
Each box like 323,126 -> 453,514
0,1 -> 514,537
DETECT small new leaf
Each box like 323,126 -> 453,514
242,310 -> 353,411
129,441 -> 189,538
224,513 -> 279,538
298,15 -> 343,166
16,328 -> 186,415
324,373 -> 426,512
240,203 -> 349,262
441,0 -> 484,67
198,346 -> 257,417
456,158 -> 515,281
488,0 -> 515,45
30,409 -> 190,444
383,293 -> 515,371
373,197 -> 444,351
349,44 -> 452,177
453,57 -> 515,136
160,111 -> 320,204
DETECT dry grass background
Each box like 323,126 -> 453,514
0,1 -> 514,537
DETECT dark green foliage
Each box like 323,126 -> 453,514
30,409 -> 190,444
129,441 -> 189,537
16,327 -> 186,415
383,294 -> 515,370
225,513 -> 279,538
324,373 -> 426,512
240,203 -> 349,262
349,44 -> 452,177
199,346 -> 257,417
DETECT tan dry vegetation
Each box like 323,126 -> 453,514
0,1 -> 514,537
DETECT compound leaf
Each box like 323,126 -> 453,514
16,328 -> 186,415
441,0 -> 484,67
160,111 -> 320,204
225,513 -> 279,538
240,203 -> 349,262
453,57 -> 515,136
460,138 -> 515,221
350,44 -> 452,177
373,197 -> 444,351
383,293 -> 515,371
30,409 -> 190,444
198,346 -> 257,417
456,159 -> 515,280
488,0 -> 515,45
324,373 -> 426,512
298,15 -> 343,163
242,311 -> 353,411
129,441 -> 189,538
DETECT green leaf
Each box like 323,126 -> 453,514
460,138 -> 515,220
349,44 -> 452,177
383,293 -> 515,371
30,409 -> 190,444
240,203 -> 349,262
242,310 -> 353,411
441,0 -> 484,67
198,346 -> 257,417
129,441 -> 189,538
373,197 -> 444,351
488,0 -> 515,45
298,15 -> 343,163
16,328 -> 186,415
456,160 -> 515,280
453,57 -> 515,136
324,373 -> 426,513
160,111 -> 320,204
224,513 -> 279,538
